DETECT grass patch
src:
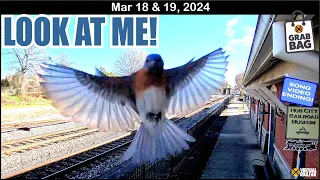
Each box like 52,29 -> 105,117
1,94 -> 51,109
3,95 -> 23,103
1,104 -> 51,109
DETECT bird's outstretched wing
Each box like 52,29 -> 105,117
164,48 -> 229,117
38,63 -> 139,132
95,67 -> 107,77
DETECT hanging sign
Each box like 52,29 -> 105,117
280,77 -> 318,107
285,106 -> 319,140
285,10 -> 315,53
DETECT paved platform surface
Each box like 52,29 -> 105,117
201,98 -> 266,179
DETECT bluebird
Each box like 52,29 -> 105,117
38,48 -> 229,165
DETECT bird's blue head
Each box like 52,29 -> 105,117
144,54 -> 164,74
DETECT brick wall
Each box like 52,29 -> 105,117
274,81 -> 296,167
250,98 -> 257,118
250,98 -> 257,112
304,85 -> 320,179
305,147 -> 319,179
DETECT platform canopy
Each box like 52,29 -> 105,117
242,14 -> 319,114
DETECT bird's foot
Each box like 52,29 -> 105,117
146,112 -> 161,122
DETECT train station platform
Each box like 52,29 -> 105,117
201,98 -> 266,179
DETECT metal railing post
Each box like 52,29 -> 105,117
142,164 -> 146,179
170,155 -> 174,176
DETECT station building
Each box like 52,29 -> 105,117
242,14 -> 319,179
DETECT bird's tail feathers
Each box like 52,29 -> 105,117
123,118 -> 196,165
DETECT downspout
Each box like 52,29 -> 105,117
272,21 -> 319,72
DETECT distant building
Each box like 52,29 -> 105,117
221,84 -> 233,95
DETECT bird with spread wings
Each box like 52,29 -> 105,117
38,47 -> 229,164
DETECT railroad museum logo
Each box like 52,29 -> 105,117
284,139 -> 318,151
291,168 -> 317,177
285,10 -> 315,53
294,25 -> 303,33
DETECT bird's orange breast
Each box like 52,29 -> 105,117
134,68 -> 167,98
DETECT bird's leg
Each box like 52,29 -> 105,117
146,112 -> 161,123
144,112 -> 162,136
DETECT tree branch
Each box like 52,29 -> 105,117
113,48 -> 147,76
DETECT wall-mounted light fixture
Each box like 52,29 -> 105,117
269,84 -> 286,121
275,107 -> 285,121
262,98 -> 285,122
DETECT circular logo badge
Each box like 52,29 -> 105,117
294,25 -> 303,33
292,168 -> 300,177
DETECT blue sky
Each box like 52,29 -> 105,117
1,15 -> 258,85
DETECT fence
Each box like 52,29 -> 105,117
106,95 -> 233,179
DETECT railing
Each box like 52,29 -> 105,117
107,95 -> 233,179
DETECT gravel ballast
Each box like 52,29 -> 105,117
1,130 -> 128,178
1,121 -> 83,142
1,98 -> 227,178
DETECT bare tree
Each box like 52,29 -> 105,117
34,53 -> 75,92
1,46 -> 75,94
220,79 -> 231,88
50,53 -> 75,67
114,49 -> 148,76
1,46 -> 47,77
35,53 -> 75,75
235,71 -> 245,94
1,46 -> 47,94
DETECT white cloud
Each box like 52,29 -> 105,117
241,26 -> 256,46
225,64 -> 238,86
222,19 -> 256,85
224,26 -> 255,54
225,16 -> 240,38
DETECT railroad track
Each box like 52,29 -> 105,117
3,132 -> 134,179
1,119 -> 70,133
2,96 -> 227,179
1,126 -> 97,155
